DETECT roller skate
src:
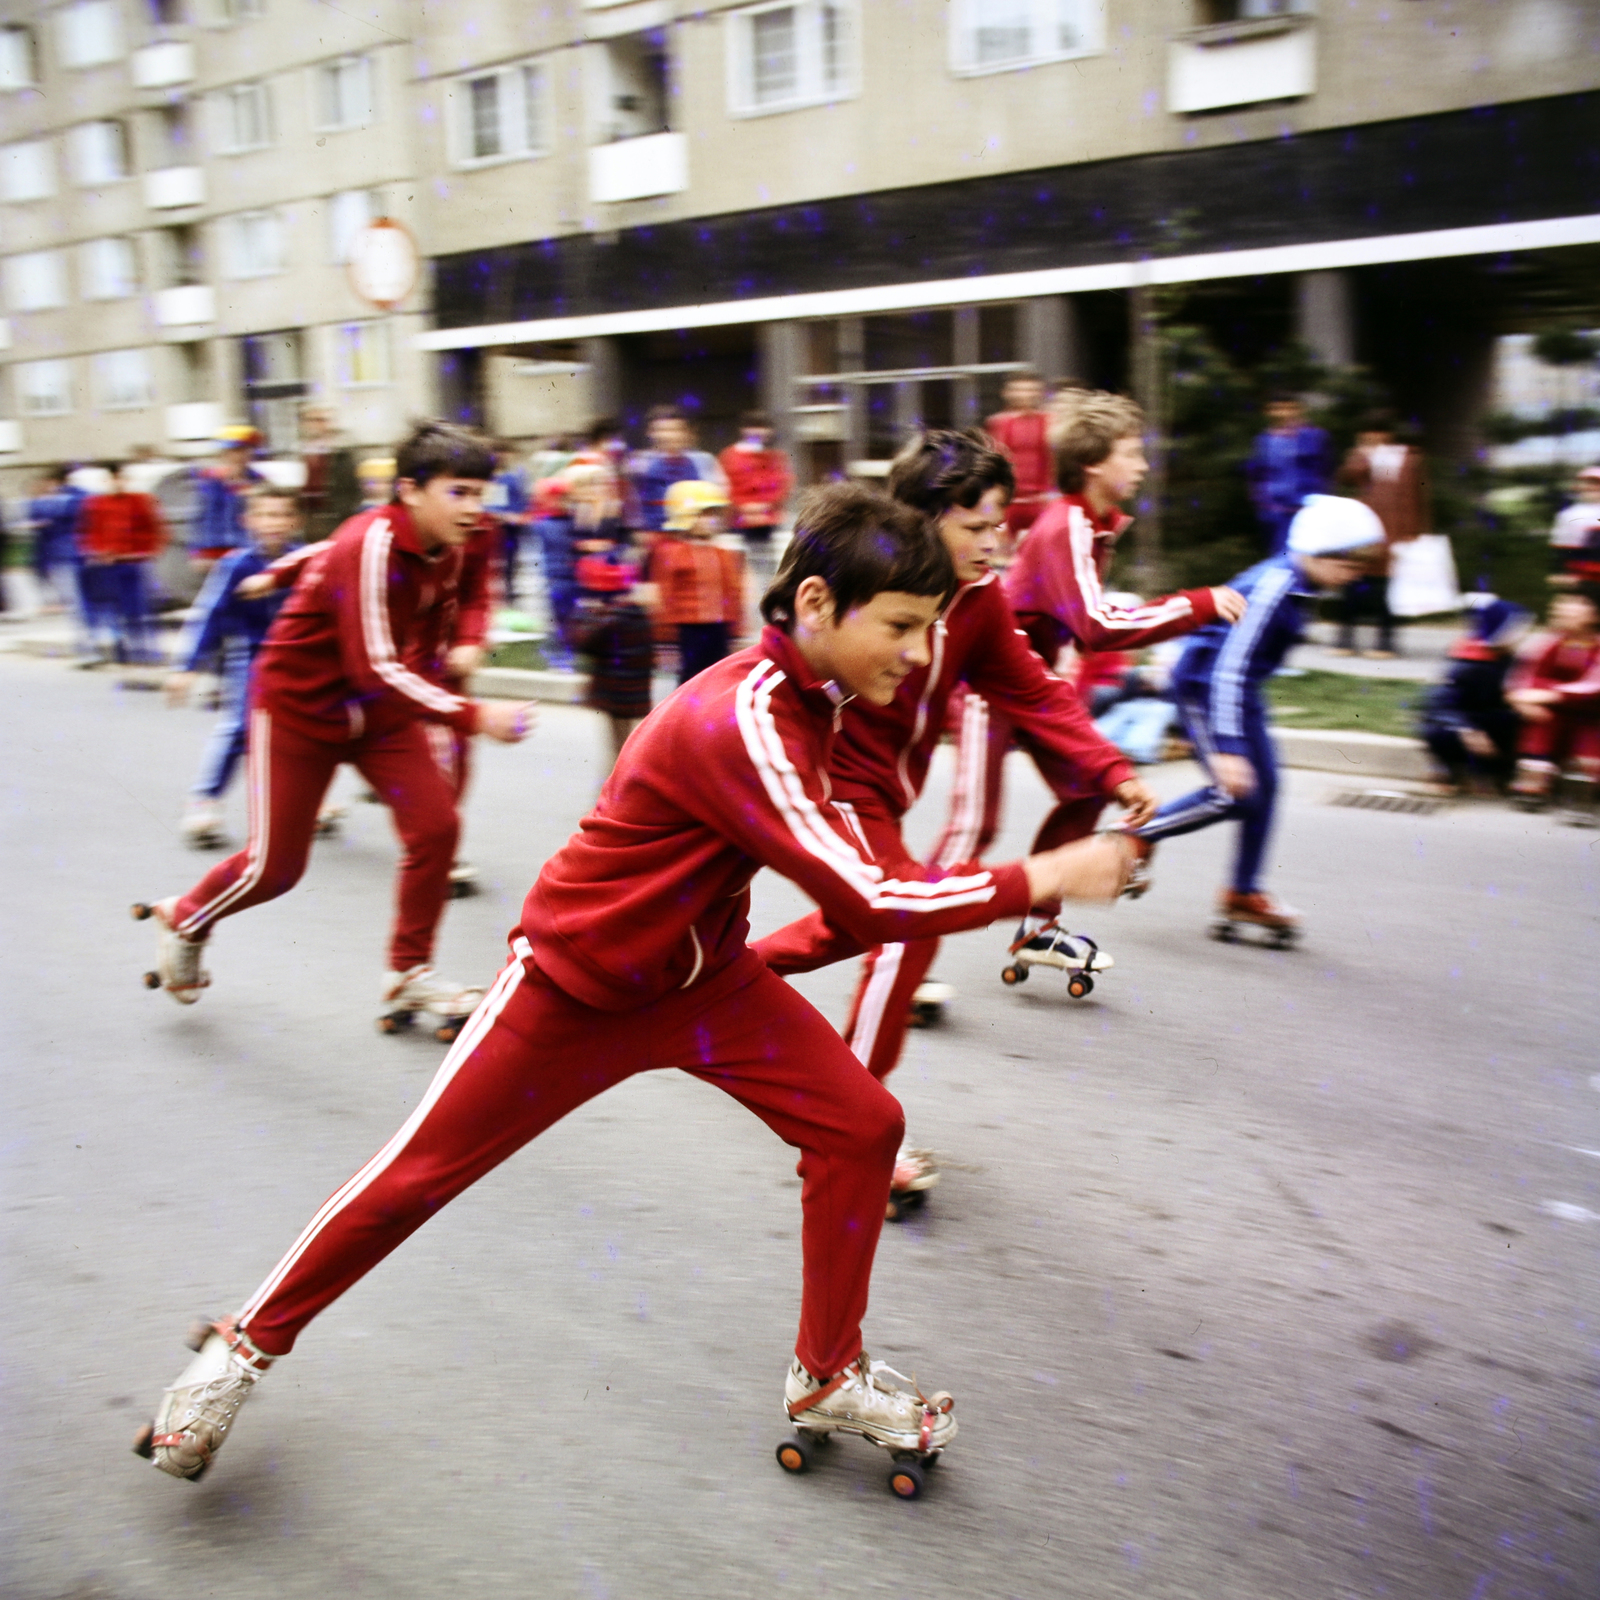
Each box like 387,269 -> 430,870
1510,760 -> 1555,812
1000,918 -> 1112,999
1210,889 -> 1301,949
377,965 -> 486,1043
448,860 -> 480,899
1559,771 -> 1599,829
132,1317 -> 274,1482
179,798 -> 227,850
906,980 -> 954,1028
313,804 -> 346,839
131,897 -> 210,1003
885,1144 -> 938,1222
776,1352 -> 956,1499
1119,833 -> 1156,899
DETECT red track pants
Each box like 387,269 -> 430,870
756,693 -> 1103,1083
235,945 -> 902,1379
175,707 -> 460,972
1517,708 -> 1600,768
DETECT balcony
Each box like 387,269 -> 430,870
144,165 -> 205,210
155,284 -> 213,327
588,131 -> 687,205
0,318 -> 11,351
166,401 -> 223,442
131,40 -> 195,89
0,420 -> 21,453
1168,16 -> 1315,115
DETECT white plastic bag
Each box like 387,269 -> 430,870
1387,534 -> 1459,618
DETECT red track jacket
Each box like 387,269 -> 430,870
1506,630 -> 1600,707
252,504 -> 483,743
519,625 -> 1033,1011
1003,494 -> 1219,667
828,572 -> 1135,818
985,410 -> 1054,502
77,492 -> 165,561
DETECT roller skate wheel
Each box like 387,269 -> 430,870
434,1018 -> 466,1044
887,1456 -> 926,1499
775,1434 -> 815,1474
1209,921 -> 1237,943
1067,974 -> 1094,999
142,970 -> 162,990
376,1011 -> 413,1036
1271,927 -> 1298,949
1001,963 -> 1026,985
131,1421 -> 155,1460
449,878 -> 476,900
183,1316 -> 217,1352
131,902 -> 153,921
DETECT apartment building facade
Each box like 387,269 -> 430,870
0,0 -> 428,475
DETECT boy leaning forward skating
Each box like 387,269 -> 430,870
133,484 -> 1137,1493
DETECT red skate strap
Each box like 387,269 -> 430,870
151,1432 -> 211,1462
786,1365 -> 854,1420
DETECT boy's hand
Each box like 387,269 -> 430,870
446,643 -> 485,678
1024,833 -> 1134,906
234,573 -> 275,600
164,671 -> 195,708
1112,776 -> 1158,827
1212,753 -> 1255,797
1210,586 -> 1247,624
478,700 -> 537,743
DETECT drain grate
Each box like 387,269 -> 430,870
1330,788 -> 1443,815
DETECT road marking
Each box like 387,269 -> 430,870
1540,1201 -> 1600,1223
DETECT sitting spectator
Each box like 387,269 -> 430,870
1506,590 -> 1600,809
1091,638 -> 1186,766
1417,596 -> 1529,795
1548,464 -> 1600,590
648,479 -> 744,685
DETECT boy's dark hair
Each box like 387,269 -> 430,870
739,409 -> 773,430
587,416 -> 623,444
43,463 -> 69,483
1359,408 -> 1398,435
762,483 -> 955,630
102,459 -> 127,477
886,428 -> 1015,517
394,420 -> 495,488
245,482 -> 302,512
645,403 -> 689,426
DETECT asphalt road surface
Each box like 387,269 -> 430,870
3,651 -> 1597,1600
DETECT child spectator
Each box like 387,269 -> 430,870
718,410 -> 793,583
1244,392 -> 1333,557
649,478 -> 744,684
77,461 -> 167,666
483,440 -> 530,604
165,486 -> 304,846
628,405 -> 725,534
190,427 -> 268,568
985,369 -> 1055,553
28,464 -> 88,632
1506,590 -> 1600,810
357,456 -> 396,510
1548,465 -> 1600,589
1416,597 -> 1528,795
572,546 -> 656,766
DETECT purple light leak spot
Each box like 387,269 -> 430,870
420,103 -> 436,124
1416,1476 -> 1435,1535
1122,1543 -> 1140,1568
1142,89 -> 1158,116
433,178 -> 450,199
1468,1577 -> 1492,1600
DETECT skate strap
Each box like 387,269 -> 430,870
152,1431 -> 211,1462
787,1366 -> 853,1420
216,1318 -> 275,1372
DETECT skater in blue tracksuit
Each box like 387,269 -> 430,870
165,485 -> 302,846
1136,495 -> 1386,935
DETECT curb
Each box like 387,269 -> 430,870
470,665 -> 590,705
1272,727 -> 1431,782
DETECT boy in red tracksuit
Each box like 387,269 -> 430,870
77,461 -> 166,665
930,391 -> 1245,977
1506,590 -> 1600,808
134,482 -> 1138,1489
753,430 -> 1155,1210
137,422 -> 535,1028
985,370 -> 1055,555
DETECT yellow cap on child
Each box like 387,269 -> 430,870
663,478 -> 729,531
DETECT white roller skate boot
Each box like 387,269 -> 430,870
448,860 -> 480,898
1000,918 -> 1113,998
131,897 -> 210,1004
378,965 -> 486,1043
133,1318 -> 274,1481
179,798 -> 227,850
778,1352 -> 956,1498
886,1144 -> 939,1222
906,980 -> 954,1028
312,803 -> 347,839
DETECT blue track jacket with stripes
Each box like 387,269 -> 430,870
1171,554 -> 1315,755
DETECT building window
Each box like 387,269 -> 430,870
54,0 -> 122,68
313,54 -> 375,132
67,119 -> 130,185
728,1 -> 855,116
328,188 -> 379,263
949,0 -> 1103,74
212,80 -> 273,153
194,0 -> 264,23
94,348 -> 156,410
80,235 -> 139,299
1198,0 -> 1307,19
596,31 -> 669,144
17,359 -> 73,416
221,209 -> 285,278
0,25 -> 39,88
449,60 -> 547,166
336,320 -> 390,386
0,139 -> 56,201
5,250 -> 69,311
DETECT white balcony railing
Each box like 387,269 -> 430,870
1168,17 -> 1315,115
0,420 -> 22,453
144,166 -> 205,210
131,40 -> 195,89
588,131 -> 688,205
155,284 -> 214,326
166,401 -> 224,442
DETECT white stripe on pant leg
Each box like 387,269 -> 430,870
936,695 -> 989,870
846,943 -> 904,1071
424,722 -> 456,787
237,954 -> 527,1326
180,706 -> 275,936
